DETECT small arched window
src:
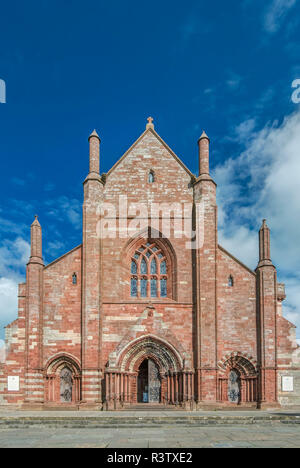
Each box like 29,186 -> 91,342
228,275 -> 234,287
148,171 -> 155,183
130,242 -> 168,299
72,273 -> 77,285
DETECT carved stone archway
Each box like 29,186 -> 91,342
104,335 -> 194,409
217,352 -> 258,404
45,354 -> 81,404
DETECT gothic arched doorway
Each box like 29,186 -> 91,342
137,358 -> 161,403
228,369 -> 241,403
60,367 -> 73,403
218,353 -> 258,405
45,354 -> 81,404
104,335 -> 189,408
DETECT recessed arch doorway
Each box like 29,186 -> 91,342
137,358 -> 161,403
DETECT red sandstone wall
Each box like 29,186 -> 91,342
217,246 -> 257,362
0,284 -> 26,404
101,130 -> 195,368
101,304 -> 194,369
103,130 -> 194,303
42,246 -> 82,366
277,315 -> 298,367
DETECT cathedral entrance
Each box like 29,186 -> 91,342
60,367 -> 73,402
137,359 -> 161,403
228,369 -> 241,403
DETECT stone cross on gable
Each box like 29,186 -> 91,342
146,116 -> 154,129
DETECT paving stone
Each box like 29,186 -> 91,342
0,424 -> 300,448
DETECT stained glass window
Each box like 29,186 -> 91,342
151,259 -> 157,274
130,242 -> 170,299
160,261 -> 167,274
141,258 -> 147,274
131,278 -> 137,297
141,278 -> 147,297
151,279 -> 157,297
160,279 -> 167,297
131,260 -> 137,274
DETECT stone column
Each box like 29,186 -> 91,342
25,216 -> 44,405
256,220 -> 278,407
194,132 -> 218,404
81,130 -> 104,407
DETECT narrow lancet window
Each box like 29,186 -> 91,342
160,261 -> 167,275
151,259 -> 157,274
141,258 -> 147,274
72,273 -> 77,285
131,278 -> 138,297
131,260 -> 137,274
151,278 -> 157,297
149,171 -> 155,183
160,278 -> 167,297
228,275 -> 234,287
141,278 -> 148,297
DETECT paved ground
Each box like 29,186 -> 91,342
0,409 -> 299,417
0,409 -> 299,448
0,424 -> 299,448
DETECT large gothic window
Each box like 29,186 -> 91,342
130,242 -> 168,299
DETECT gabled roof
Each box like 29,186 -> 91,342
218,244 -> 256,277
44,244 -> 82,270
106,127 -> 193,177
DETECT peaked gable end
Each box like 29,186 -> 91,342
107,128 -> 193,178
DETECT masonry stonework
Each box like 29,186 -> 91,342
0,118 -> 299,409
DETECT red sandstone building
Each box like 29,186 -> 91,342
1,118 -> 299,409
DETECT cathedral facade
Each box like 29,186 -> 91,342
0,118 -> 299,409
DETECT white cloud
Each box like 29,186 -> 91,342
0,237 -> 29,341
226,72 -> 242,92
0,277 -> 18,327
263,0 -> 297,34
213,109 -> 300,339
234,119 -> 256,142
218,225 -> 258,269
45,196 -> 81,230
222,118 -> 257,144
0,237 -> 30,277
46,240 -> 66,257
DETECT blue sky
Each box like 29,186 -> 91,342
0,0 -> 300,345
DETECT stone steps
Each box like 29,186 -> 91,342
0,414 -> 299,429
123,405 -> 183,411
